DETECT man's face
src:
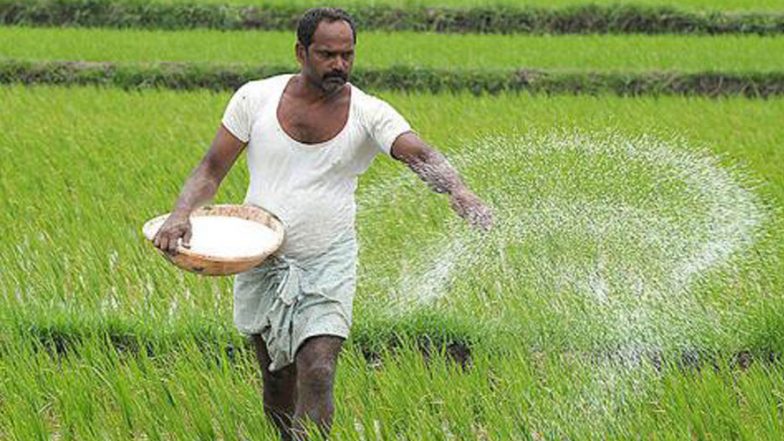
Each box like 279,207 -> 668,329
297,20 -> 355,95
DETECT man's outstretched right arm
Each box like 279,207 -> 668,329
153,124 -> 247,255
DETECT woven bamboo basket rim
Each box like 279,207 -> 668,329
142,203 -> 285,267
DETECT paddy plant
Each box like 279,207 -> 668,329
2,27 -> 783,73
2,329 -> 784,439
1,86 -> 783,350
1,85 -> 783,438
118,0 -> 784,12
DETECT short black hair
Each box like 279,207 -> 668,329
296,7 -> 356,49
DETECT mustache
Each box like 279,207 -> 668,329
323,71 -> 348,82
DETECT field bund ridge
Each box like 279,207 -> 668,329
3,60 -> 784,97
1,1 -> 783,34
54,0 -> 784,11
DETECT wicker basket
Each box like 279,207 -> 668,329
142,204 -> 285,276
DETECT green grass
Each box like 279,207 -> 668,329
2,27 -> 784,73
3,327 -> 784,439
124,0 -> 784,13
1,85 -> 782,342
1,85 -> 784,438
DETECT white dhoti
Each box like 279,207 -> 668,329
232,231 -> 358,371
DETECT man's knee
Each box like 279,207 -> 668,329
295,335 -> 344,394
298,362 -> 337,394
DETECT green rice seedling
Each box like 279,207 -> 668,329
117,0 -> 784,12
1,85 -> 783,438
1,86 -> 783,351
2,310 -> 784,438
2,27 -> 783,73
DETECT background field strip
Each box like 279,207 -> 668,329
1,1 -> 783,34
3,28 -> 782,73
2,60 -> 782,97
77,0 -> 784,12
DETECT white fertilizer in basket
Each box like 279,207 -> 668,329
153,215 -> 278,258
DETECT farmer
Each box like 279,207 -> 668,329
153,7 -> 492,440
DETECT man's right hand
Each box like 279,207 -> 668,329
153,211 -> 193,255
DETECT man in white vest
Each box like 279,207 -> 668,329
153,7 -> 492,440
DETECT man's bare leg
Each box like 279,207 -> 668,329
250,333 -> 298,441
291,335 -> 344,440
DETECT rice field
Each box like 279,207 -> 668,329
1,84 -> 784,438
1,0 -> 784,438
125,0 -> 784,12
2,27 -> 783,73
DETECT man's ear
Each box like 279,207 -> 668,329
295,42 -> 306,65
